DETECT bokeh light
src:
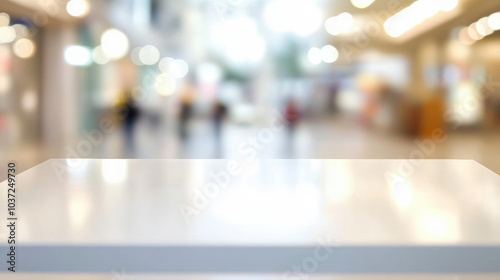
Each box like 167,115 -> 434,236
169,59 -> 189,78
476,17 -> 493,37
154,73 -> 176,96
351,0 -> 375,9
325,12 -> 354,36
0,26 -> 16,43
66,0 -> 90,17
0,13 -> 9,27
458,12 -> 500,45
197,63 -> 222,83
158,57 -> 175,73
64,45 -> 92,66
321,45 -> 339,63
385,0 -> 458,37
488,12 -> 500,31
13,38 -> 35,59
468,23 -> 484,41
12,24 -> 29,39
458,27 -> 475,45
92,45 -> 110,65
101,28 -> 129,60
130,47 -> 143,66
307,47 -> 322,65
138,45 -> 160,65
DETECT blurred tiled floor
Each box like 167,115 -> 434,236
3,116 -> 500,181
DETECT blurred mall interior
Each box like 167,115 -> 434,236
2,0 -> 500,178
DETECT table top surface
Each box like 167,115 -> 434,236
2,159 -> 500,246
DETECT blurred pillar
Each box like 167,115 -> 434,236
40,26 -> 80,149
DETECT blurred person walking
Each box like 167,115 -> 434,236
123,91 -> 140,156
285,98 -> 300,136
212,99 -> 227,157
178,83 -> 196,142
284,98 -> 300,158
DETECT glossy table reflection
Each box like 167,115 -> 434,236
1,159 -> 500,273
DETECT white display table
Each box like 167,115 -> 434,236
1,159 -> 499,274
